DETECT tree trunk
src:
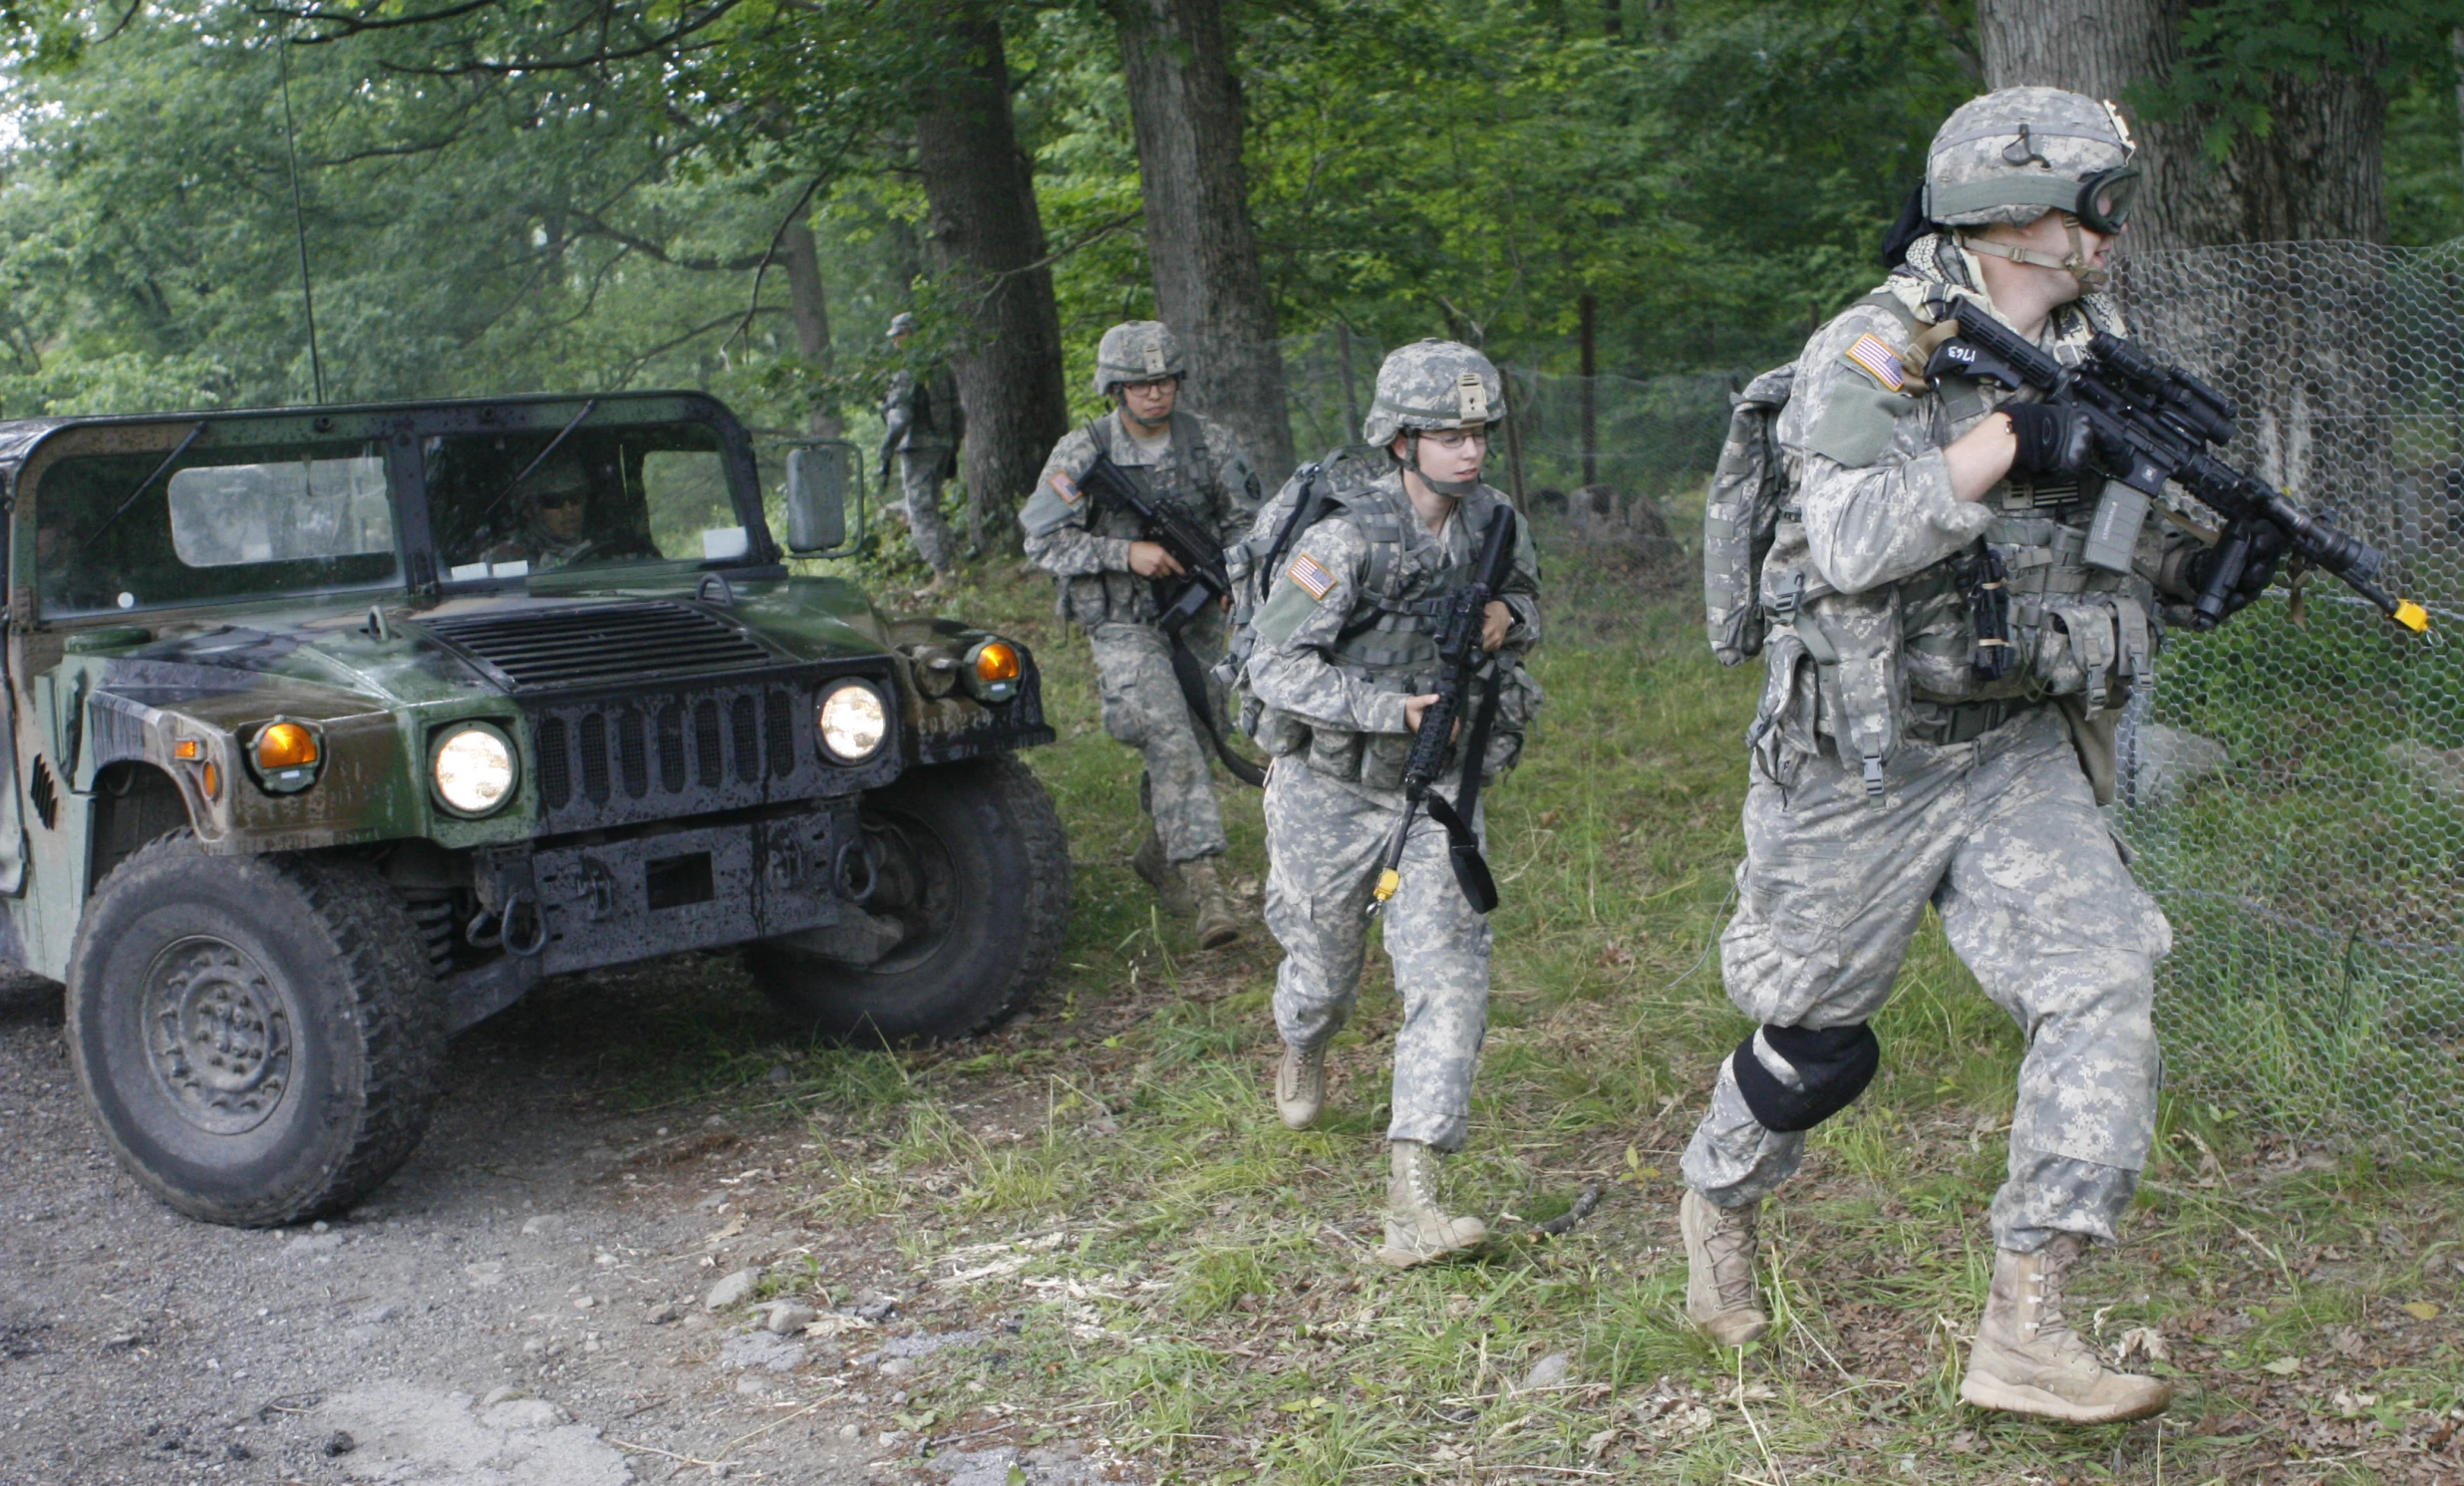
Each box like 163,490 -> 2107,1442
777,214 -> 841,439
1980,0 -> 2394,569
1976,0 -> 2385,251
913,7 -> 1068,555
1114,0 -> 1294,485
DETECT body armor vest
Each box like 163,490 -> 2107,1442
1756,287 -> 2162,794
1252,476 -> 1534,789
1036,409 -> 1218,627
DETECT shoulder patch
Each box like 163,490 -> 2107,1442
1844,334 -> 1907,393
1288,553 -> 1335,600
1049,469 -> 1080,504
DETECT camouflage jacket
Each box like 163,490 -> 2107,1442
1761,231 -> 2200,796
1245,471 -> 1542,789
882,363 -> 962,452
1019,409 -> 1260,629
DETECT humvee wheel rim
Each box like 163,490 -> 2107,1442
861,811 -> 956,974
143,936 -> 295,1136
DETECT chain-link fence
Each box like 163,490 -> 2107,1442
2115,241 -> 2464,1171
1276,326 -> 1739,502
1271,244 -> 2464,1171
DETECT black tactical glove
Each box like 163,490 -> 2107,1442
2177,520 -> 2290,620
2003,401 -> 2092,476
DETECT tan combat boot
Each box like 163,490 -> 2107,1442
1961,1235 -> 2173,1424
1378,1140 -> 1487,1268
1130,829 -> 1191,915
1680,1190 -> 1770,1346
1275,1043 -> 1326,1129
1179,859 -> 1242,949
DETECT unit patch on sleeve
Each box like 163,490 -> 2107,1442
1049,469 -> 1081,503
1288,553 -> 1335,601
1844,334 -> 1908,393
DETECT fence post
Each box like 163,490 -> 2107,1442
1579,293 -> 1598,486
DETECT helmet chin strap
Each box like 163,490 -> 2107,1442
1960,214 -> 2110,291
1401,431 -> 1481,498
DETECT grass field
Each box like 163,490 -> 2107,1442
527,523 -> 2464,1484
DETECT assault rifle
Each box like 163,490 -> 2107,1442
1371,503 -> 1519,919
1927,292 -> 2430,635
1079,446 -> 1266,786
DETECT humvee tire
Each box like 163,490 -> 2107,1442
65,833 -> 446,1227
749,756 -> 1070,1045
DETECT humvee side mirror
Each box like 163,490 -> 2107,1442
785,444 -> 860,555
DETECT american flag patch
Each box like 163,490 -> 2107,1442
1844,334 -> 1907,392
1288,553 -> 1335,600
1050,469 -> 1080,503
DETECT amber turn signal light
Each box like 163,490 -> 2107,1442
173,739 -> 200,760
973,641 -> 1021,685
255,722 -> 320,770
200,761 -> 221,800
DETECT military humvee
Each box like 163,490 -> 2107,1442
0,391 -> 1071,1227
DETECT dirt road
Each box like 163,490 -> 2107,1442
0,963 -> 1124,1486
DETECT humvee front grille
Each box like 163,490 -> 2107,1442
421,601 -> 774,690
525,677 -> 884,831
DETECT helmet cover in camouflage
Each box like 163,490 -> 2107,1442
1924,87 -> 2135,229
1092,320 -> 1185,396
1362,339 -> 1506,447
886,311 -> 917,340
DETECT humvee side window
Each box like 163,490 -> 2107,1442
426,423 -> 740,580
167,455 -> 394,567
35,440 -> 404,619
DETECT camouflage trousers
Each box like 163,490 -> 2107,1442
1266,757 -> 1492,1152
1089,621 -> 1228,863
899,449 -> 959,574
1681,705 -> 2171,1251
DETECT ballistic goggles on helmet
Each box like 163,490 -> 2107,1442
1929,162 -> 2139,233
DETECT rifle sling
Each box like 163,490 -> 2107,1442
1165,626 -> 1267,788
1420,662 -> 1505,915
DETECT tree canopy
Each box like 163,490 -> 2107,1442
2,0 -> 2460,437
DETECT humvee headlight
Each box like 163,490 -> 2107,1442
432,723 -> 517,817
966,639 -> 1022,704
816,681 -> 888,762
250,720 -> 324,794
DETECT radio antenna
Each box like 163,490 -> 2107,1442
278,37 -> 327,404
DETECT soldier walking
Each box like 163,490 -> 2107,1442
1242,340 -> 1543,1267
1675,89 -> 2276,1423
1020,321 -> 1262,948
880,312 -> 966,595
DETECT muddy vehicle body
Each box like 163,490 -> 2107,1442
0,392 -> 1070,1225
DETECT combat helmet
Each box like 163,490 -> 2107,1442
1092,320 -> 1185,397
886,311 -> 917,340
1924,87 -> 2138,285
1364,339 -> 1505,496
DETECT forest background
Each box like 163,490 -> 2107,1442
6,0 -> 2464,502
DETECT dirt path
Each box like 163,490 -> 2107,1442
0,967 -> 1122,1486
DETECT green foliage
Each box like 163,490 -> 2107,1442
2140,0 -> 2464,161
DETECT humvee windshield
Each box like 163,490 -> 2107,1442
37,438 -> 404,618
425,423 -> 740,582
33,414 -> 755,618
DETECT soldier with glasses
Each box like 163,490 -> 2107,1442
1241,339 -> 1543,1267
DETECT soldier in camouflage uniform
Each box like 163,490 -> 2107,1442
1242,339 -> 1543,1267
1675,89 -> 2280,1424
880,312 -> 967,591
1020,321 -> 1262,948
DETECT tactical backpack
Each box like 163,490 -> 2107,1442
1702,365 -> 1798,666
1219,444 -> 1386,733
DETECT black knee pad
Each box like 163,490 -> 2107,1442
1731,1023 -> 1880,1132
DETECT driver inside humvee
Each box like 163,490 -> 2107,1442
478,451 -> 602,572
